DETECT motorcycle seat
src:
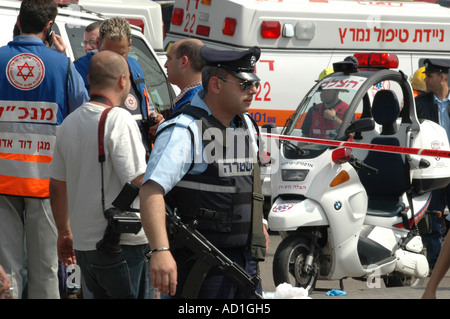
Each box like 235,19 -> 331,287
358,90 -> 409,217
366,198 -> 405,218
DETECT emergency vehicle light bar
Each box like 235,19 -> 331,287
354,53 -> 399,69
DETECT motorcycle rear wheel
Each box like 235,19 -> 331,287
273,236 -> 317,290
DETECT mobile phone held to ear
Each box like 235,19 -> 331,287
45,23 -> 54,47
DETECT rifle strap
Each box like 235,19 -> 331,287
182,258 -> 211,299
251,160 -> 266,261
246,114 -> 266,261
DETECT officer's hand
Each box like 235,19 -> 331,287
150,250 -> 177,296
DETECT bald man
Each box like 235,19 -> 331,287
165,38 -> 205,113
49,50 -> 154,299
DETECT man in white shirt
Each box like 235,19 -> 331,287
50,50 -> 152,298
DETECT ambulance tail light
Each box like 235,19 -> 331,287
261,21 -> 281,39
222,18 -> 237,36
171,8 -> 184,26
354,53 -> 399,69
126,19 -> 145,34
196,25 -> 210,37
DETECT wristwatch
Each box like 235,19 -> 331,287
330,115 -> 337,121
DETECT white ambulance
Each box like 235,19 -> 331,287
164,0 -> 450,128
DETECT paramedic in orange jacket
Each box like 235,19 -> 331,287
0,0 -> 88,299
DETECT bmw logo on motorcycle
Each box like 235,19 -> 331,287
334,201 -> 342,210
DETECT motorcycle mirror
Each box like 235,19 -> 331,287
261,123 -> 278,134
345,118 -> 375,135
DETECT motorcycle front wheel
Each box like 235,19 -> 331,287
273,236 -> 317,290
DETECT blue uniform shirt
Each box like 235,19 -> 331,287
435,92 -> 450,141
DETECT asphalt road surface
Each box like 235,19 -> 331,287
260,233 -> 450,299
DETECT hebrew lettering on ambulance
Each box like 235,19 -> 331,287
339,27 -> 444,44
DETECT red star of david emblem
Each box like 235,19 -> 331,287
127,97 -> 135,106
16,62 -> 34,81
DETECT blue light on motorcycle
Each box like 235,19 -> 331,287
281,169 -> 309,181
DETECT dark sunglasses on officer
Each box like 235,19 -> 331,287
218,77 -> 260,91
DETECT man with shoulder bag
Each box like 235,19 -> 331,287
50,50 -> 153,299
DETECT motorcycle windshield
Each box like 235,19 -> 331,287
283,75 -> 366,159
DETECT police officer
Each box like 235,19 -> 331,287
139,46 -> 269,299
0,0 -> 88,298
416,58 -> 450,271
74,17 -> 163,154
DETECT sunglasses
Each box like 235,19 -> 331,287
218,77 -> 260,91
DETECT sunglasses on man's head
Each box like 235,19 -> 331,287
218,77 -> 260,91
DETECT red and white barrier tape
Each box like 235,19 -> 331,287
261,133 -> 450,159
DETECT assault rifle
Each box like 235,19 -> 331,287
110,182 -> 263,299
165,205 -> 263,299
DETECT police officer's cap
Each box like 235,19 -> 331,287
423,59 -> 450,74
200,46 -> 261,81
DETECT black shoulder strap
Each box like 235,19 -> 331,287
243,113 -> 263,165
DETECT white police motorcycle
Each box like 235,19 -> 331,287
267,53 -> 450,290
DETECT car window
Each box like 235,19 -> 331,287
130,36 -> 173,114
65,24 -> 85,59
65,24 -> 173,114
